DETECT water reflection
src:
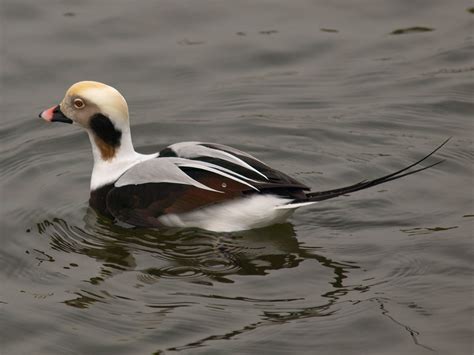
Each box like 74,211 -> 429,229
34,210 -> 435,352
31,208 -> 440,353
35,208 -> 360,307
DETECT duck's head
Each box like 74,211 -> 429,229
40,81 -> 131,160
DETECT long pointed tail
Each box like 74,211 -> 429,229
301,138 -> 450,203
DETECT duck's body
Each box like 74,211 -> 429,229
88,141 -> 316,232
40,81 -> 447,232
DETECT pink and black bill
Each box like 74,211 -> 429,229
39,105 -> 73,124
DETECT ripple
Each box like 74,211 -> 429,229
30,216 -> 366,294
171,292 -> 304,303
390,26 -> 434,35
138,266 -> 203,283
400,226 -> 459,236
2,0 -> 473,353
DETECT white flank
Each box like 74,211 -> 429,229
157,194 -> 300,232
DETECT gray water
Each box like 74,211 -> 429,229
1,1 -> 473,354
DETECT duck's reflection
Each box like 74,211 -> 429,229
35,211 -> 432,352
36,207 -> 359,308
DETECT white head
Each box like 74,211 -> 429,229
40,81 -> 157,190
40,81 -> 132,161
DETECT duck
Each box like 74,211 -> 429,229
39,81 -> 448,232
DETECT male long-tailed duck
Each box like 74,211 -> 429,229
39,81 -> 448,232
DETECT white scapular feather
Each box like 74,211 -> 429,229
115,158 -> 223,193
168,141 -> 268,179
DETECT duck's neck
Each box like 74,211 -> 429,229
88,127 -> 157,191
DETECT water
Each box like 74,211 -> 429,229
1,1 -> 473,354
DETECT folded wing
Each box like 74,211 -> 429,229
159,141 -> 310,190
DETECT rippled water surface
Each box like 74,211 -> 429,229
1,1 -> 473,354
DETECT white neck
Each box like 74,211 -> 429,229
88,127 -> 157,190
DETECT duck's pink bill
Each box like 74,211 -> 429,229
40,105 -> 57,122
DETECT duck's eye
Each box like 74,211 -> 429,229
73,98 -> 85,109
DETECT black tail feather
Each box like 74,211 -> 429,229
302,138 -> 450,203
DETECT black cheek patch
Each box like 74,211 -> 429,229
89,114 -> 122,147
